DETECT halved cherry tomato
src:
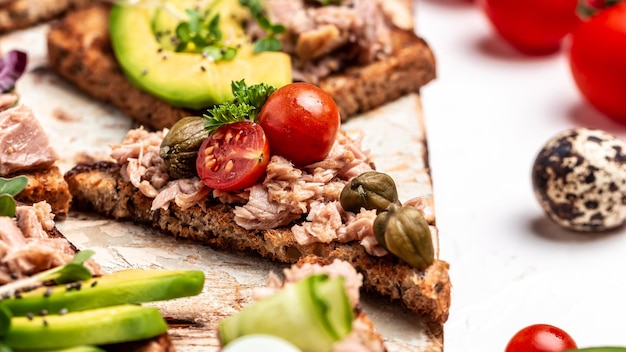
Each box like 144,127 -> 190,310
505,324 -> 578,352
196,121 -> 270,191
257,82 -> 340,166
479,0 -> 581,55
568,2 -> 626,122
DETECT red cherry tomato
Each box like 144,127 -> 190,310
505,324 -> 578,352
257,82 -> 340,166
196,121 -> 270,191
568,2 -> 626,122
479,0 -> 581,55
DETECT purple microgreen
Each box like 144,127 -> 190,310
0,50 -> 27,93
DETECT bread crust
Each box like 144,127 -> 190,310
0,0 -> 90,33
11,165 -> 71,217
65,161 -> 451,329
46,3 -> 436,130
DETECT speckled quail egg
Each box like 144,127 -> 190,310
532,128 -> 626,232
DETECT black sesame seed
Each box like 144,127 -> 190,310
39,309 -> 48,316
10,273 -> 18,280
44,287 -> 53,298
91,280 -> 98,288
26,313 -> 34,320
43,319 -> 48,327
200,66 -> 206,72
59,308 -> 68,315
157,47 -> 163,53
14,291 -> 22,299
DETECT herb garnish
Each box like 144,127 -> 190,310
173,9 -> 238,62
203,79 -> 275,133
0,176 -> 28,218
0,250 -> 95,300
238,0 -> 285,52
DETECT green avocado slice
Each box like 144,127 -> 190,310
2,269 -> 204,316
109,0 -> 292,110
2,304 -> 167,350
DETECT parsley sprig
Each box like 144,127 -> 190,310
174,9 -> 237,61
203,80 -> 275,133
238,0 -> 286,52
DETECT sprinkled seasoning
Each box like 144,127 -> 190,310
26,312 -> 34,320
44,287 -> 53,298
200,66 -> 206,72
141,68 -> 148,75
42,319 -> 48,327
59,308 -> 68,315
39,309 -> 48,316
91,280 -> 98,288
14,291 -> 22,299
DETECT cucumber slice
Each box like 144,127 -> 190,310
3,269 -> 204,316
219,274 -> 353,352
2,305 -> 167,350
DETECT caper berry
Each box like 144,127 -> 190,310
340,171 -> 398,213
160,116 -> 209,179
373,204 -> 434,270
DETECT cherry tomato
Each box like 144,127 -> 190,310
257,82 -> 340,166
505,324 -> 578,352
568,2 -> 626,122
479,0 -> 581,55
196,121 -> 270,191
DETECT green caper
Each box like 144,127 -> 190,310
340,171 -> 398,213
160,116 -> 209,179
373,204 -> 434,270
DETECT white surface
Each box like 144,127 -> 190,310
415,0 -> 626,350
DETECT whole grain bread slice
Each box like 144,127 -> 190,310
0,0 -> 90,34
46,3 -> 437,130
64,161 -> 451,329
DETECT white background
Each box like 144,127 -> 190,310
415,0 -> 626,350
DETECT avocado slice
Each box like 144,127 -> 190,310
2,269 -> 204,316
2,304 -> 167,350
109,0 -> 292,110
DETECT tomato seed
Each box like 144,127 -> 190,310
224,160 -> 234,173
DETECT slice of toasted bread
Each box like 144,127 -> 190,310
64,161 -> 451,327
10,165 -> 72,217
0,0 -> 90,34
46,2 -> 436,130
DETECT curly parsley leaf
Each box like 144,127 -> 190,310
203,80 -> 276,134
0,176 -> 28,218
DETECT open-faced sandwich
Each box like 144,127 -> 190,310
219,256 -> 389,351
0,0 -> 90,34
46,0 -> 437,130
0,175 -> 206,351
63,80 -> 452,350
0,51 -> 72,217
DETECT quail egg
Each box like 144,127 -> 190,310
532,128 -> 626,232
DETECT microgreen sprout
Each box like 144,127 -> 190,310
238,0 -> 285,52
173,9 -> 238,62
0,176 -> 28,218
0,250 -> 95,300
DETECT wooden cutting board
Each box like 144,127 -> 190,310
1,24 -> 443,352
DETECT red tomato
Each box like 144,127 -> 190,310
196,121 -> 270,191
257,82 -> 340,166
480,0 -> 581,55
568,2 -> 626,122
505,324 -> 578,352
